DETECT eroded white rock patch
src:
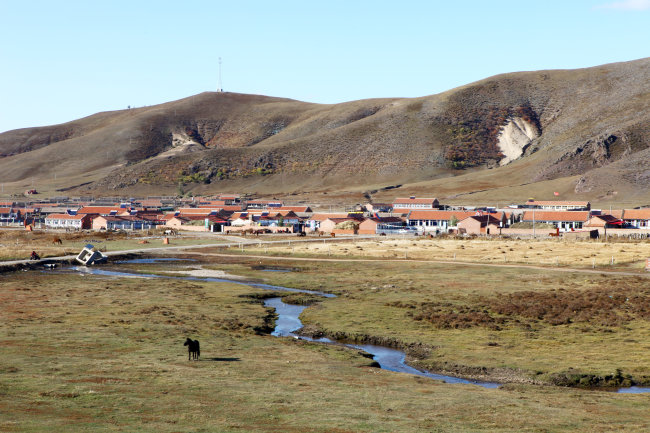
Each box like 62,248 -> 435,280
497,117 -> 539,165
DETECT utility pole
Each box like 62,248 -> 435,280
532,207 -> 536,238
217,57 -> 223,92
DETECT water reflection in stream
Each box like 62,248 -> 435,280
69,260 -> 649,393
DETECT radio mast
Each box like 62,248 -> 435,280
217,57 -> 223,92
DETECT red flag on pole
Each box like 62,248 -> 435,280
553,191 -> 559,196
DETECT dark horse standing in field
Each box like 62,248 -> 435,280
184,338 -> 200,361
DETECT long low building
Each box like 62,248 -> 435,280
621,209 -> 650,228
521,211 -> 590,231
92,215 -> 158,231
44,213 -> 92,230
407,210 -> 487,232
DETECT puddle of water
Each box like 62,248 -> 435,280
617,386 -> 650,394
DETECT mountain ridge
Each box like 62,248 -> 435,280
0,57 -> 648,206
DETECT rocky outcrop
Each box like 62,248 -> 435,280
497,117 -> 539,165
538,133 -> 626,182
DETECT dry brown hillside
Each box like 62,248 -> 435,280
0,58 -> 648,206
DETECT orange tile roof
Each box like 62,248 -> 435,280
274,210 -> 299,217
247,199 -> 283,204
46,213 -> 86,220
527,200 -> 589,206
522,211 -> 590,222
277,206 -> 312,213
176,208 -> 215,215
77,206 -> 123,215
622,209 -> 650,220
458,215 -> 501,226
407,210 -> 476,220
393,197 -> 438,205
607,210 -> 625,219
198,200 -> 226,207
325,217 -> 362,223
229,212 -> 259,220
171,215 -> 228,223
308,213 -> 353,221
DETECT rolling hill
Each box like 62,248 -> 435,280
1,57 -> 648,206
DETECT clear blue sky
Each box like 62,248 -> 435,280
1,0 -> 648,133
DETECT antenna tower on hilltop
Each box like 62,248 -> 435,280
217,57 -> 223,92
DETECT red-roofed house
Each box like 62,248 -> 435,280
525,200 -> 590,211
175,208 -> 216,216
584,214 -> 625,228
358,216 -> 406,234
277,206 -> 313,214
319,217 -> 363,234
522,211 -> 590,231
165,215 -> 228,232
92,215 -> 157,231
45,213 -> 92,230
621,209 -> 650,228
406,210 -> 477,232
198,200 -> 227,208
218,194 -> 241,205
457,215 -> 502,235
305,213 -> 354,231
246,199 -> 283,209
77,206 -> 125,216
0,208 -> 21,224
392,197 -> 439,210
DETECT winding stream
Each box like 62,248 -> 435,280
66,260 -> 649,393
264,297 -> 500,387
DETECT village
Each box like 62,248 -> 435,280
1,194 -> 649,239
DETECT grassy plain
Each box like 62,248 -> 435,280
237,236 -> 650,270
206,258 -> 650,385
2,255 -> 650,431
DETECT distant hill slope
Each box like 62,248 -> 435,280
0,58 -> 648,205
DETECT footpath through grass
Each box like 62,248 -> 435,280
1,261 -> 649,432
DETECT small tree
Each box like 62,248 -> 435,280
449,215 -> 459,227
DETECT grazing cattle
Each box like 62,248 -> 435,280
184,338 -> 200,361
52,237 -> 63,245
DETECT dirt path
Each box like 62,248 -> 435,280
0,236 -> 368,269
